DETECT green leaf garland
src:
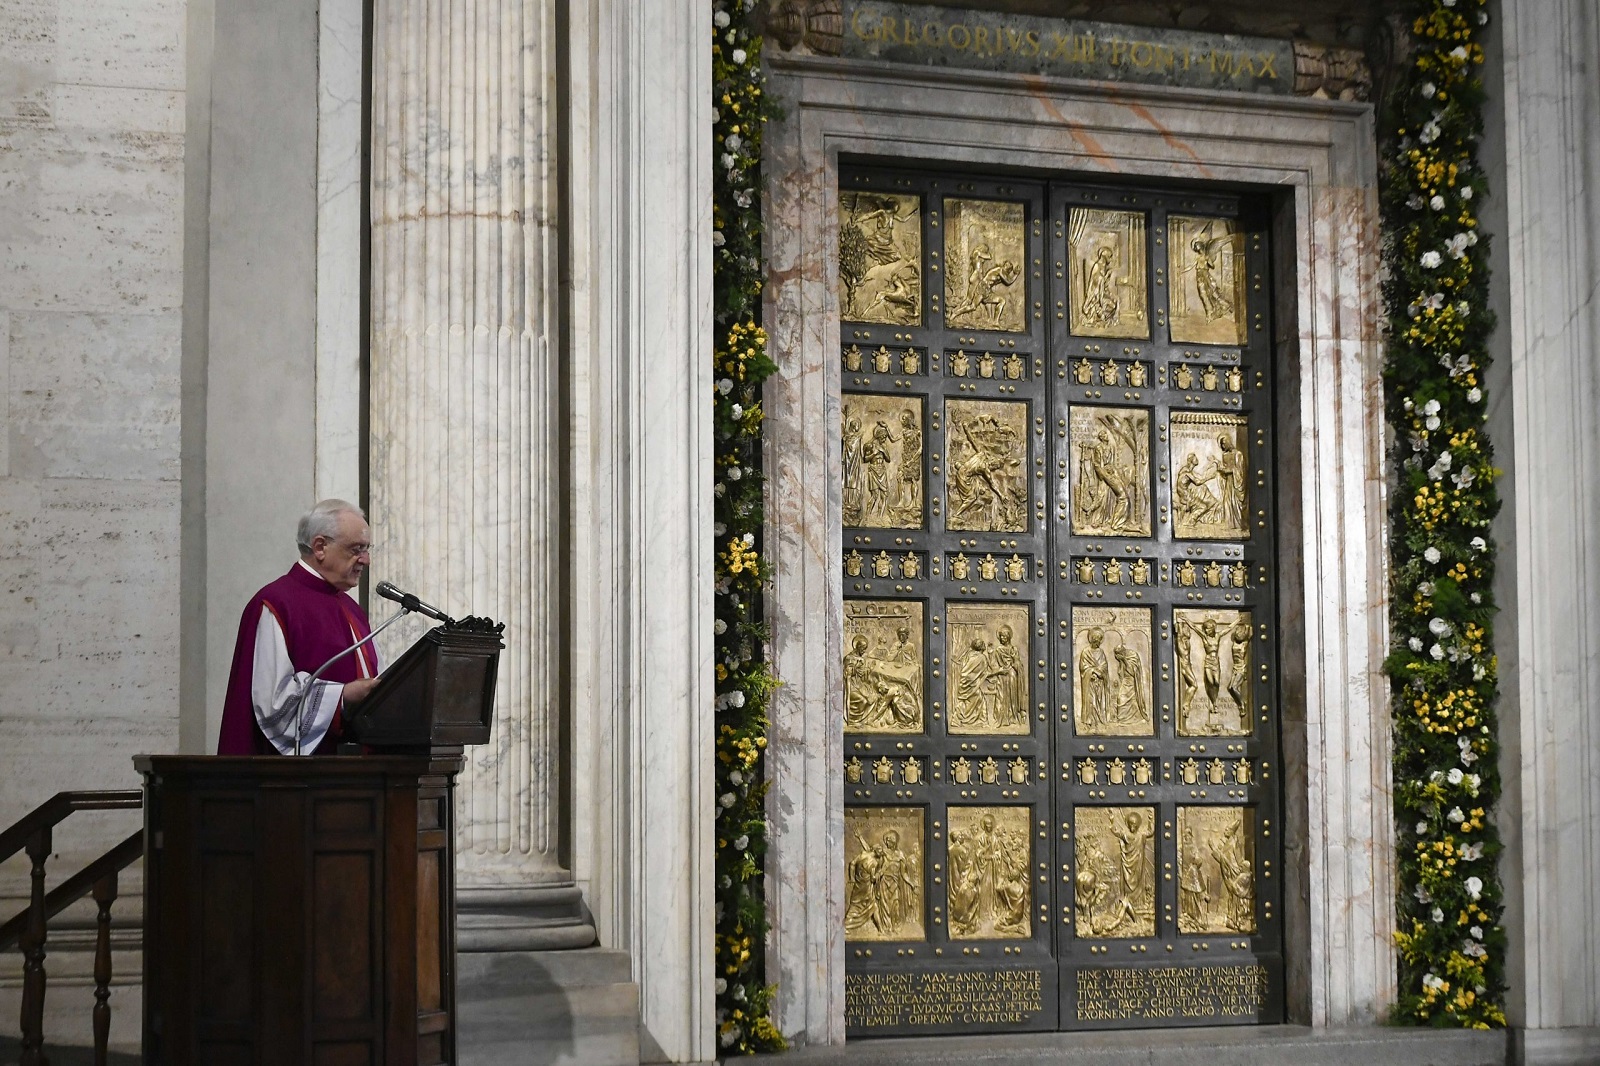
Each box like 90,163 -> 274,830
1381,0 -> 1506,1029
711,0 -> 785,1054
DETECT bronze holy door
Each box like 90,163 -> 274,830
838,167 -> 1283,1035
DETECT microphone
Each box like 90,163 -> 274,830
375,580 -> 455,626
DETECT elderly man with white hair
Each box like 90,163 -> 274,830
216,499 -> 382,755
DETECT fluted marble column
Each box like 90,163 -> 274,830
369,0 -> 562,887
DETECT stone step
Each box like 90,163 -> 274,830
767,1025 -> 1509,1066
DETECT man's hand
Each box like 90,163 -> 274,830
342,677 -> 380,705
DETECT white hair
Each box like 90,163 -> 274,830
297,499 -> 365,556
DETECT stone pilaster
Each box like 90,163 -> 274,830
368,0 -> 564,888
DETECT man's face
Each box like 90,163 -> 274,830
310,510 -> 371,591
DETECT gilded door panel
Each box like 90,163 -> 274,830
945,398 -> 1029,533
1173,609 -> 1253,737
1067,208 -> 1149,339
1177,806 -> 1258,935
844,600 -> 925,735
1072,806 -> 1156,938
845,807 -> 927,941
1068,405 -> 1152,537
944,199 -> 1028,333
1167,216 -> 1248,346
1170,412 -> 1249,541
946,603 -> 1031,736
1070,607 -> 1154,737
947,806 -> 1033,939
840,191 -> 923,325
844,393 -> 926,529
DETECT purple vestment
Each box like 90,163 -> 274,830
217,563 -> 377,755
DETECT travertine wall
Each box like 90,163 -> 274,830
0,0 -> 184,876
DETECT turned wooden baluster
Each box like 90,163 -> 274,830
19,826 -> 51,1066
92,872 -> 118,1066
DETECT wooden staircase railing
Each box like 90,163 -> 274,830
0,791 -> 143,1066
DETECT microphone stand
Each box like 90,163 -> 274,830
292,608 -> 411,756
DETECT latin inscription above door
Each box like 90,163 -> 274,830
838,168 -> 1282,1035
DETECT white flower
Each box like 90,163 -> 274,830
714,618 -> 727,635
1406,195 -> 1425,210
1426,415 -> 1441,431
720,1027 -> 740,1048
732,984 -> 747,1003
734,190 -> 752,209
1430,194 -> 1446,210
1467,387 -> 1482,403
729,770 -> 743,785
1447,767 -> 1465,785
1422,399 -> 1441,416
725,133 -> 744,152
713,230 -> 726,248
1478,10 -> 1488,24
1425,547 -> 1442,564
1446,233 -> 1472,259
1469,536 -> 1486,551
1469,592 -> 1481,605
1422,972 -> 1446,991
1419,121 -> 1441,145
719,792 -> 736,808
1415,883 -> 1433,903
1461,185 -> 1474,201
741,532 -> 754,547
1448,806 -> 1466,824
1470,924 -> 1484,939
714,9 -> 730,28
1408,637 -> 1424,652
730,690 -> 745,708
730,403 -> 743,418
1415,821 -> 1429,836
1462,842 -> 1484,861
1430,644 -> 1446,661
1430,771 -> 1445,784
1463,940 -> 1487,958
1418,581 -> 1435,596
1450,45 -> 1469,61
1421,82 -> 1437,99
727,466 -> 742,480
715,976 -> 728,994
1431,906 -> 1445,923
717,378 -> 733,394
733,834 -> 749,850
1443,0 -> 1455,7
1429,617 -> 1451,636
1466,772 -> 1481,792
1420,250 -> 1443,269
731,47 -> 747,65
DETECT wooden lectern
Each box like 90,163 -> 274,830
139,620 -> 503,1066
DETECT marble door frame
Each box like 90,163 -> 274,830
763,54 -> 1391,1046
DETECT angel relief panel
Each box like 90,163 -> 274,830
1068,207 -> 1148,340
1174,608 -> 1253,737
943,198 -> 1027,333
1071,607 -> 1153,737
1168,215 -> 1248,346
1171,413 -> 1249,541
844,600 -> 924,735
843,394 -> 924,529
839,191 -> 922,326
1069,406 -> 1151,538
946,603 -> 1030,736
945,399 -> 1029,533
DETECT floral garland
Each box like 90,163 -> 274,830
1381,0 -> 1505,1029
710,0 -> 785,1054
